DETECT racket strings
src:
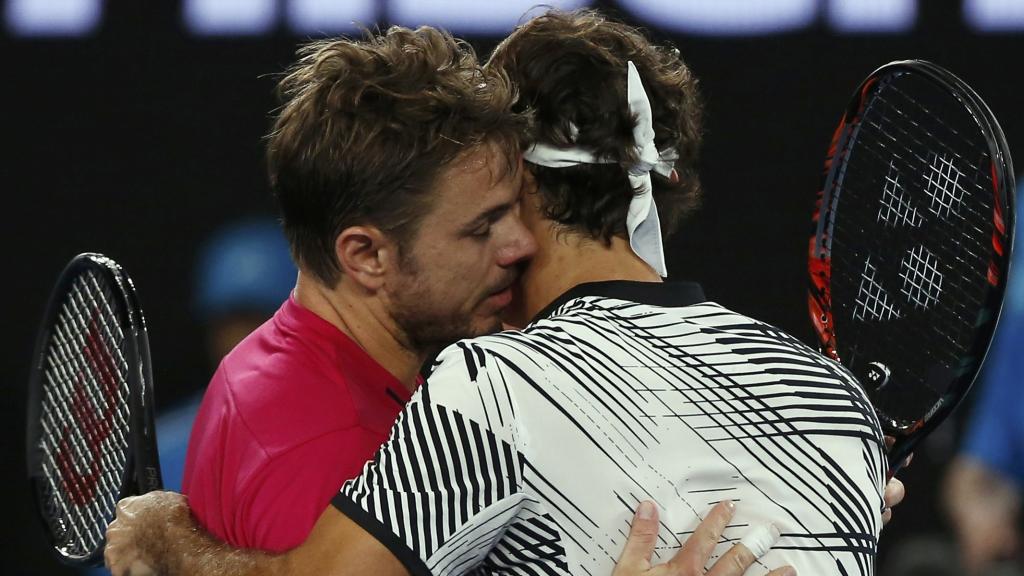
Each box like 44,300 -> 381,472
37,271 -> 131,557
835,203 -> 988,338
877,162 -> 923,228
829,74 -> 997,422
861,111 -> 991,225
835,197 -> 987,353
852,257 -> 901,322
924,152 -> 967,218
870,80 -> 996,308
879,79 -> 993,180
870,80 -> 992,187
864,128 -> 991,309
851,136 -> 992,240
854,78 -> 992,273
850,86 -> 994,250
899,245 -> 944,310
41,333 -> 118,550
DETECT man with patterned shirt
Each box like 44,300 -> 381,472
320,13 -> 886,575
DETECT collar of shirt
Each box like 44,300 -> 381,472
530,280 -> 707,323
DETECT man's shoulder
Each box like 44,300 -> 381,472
194,331 -> 363,460
422,330 -> 567,420
215,315 -> 358,402
430,330 -> 542,375
218,314 -> 317,377
185,417 -> 365,551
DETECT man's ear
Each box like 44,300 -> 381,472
335,225 -> 396,291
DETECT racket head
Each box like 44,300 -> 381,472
808,60 -> 1014,470
26,253 -> 162,566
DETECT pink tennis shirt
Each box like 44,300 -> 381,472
182,295 -> 414,552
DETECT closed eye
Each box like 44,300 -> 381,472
460,202 -> 514,238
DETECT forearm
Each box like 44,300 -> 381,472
146,520 -> 283,576
106,492 -> 290,576
106,492 -> 405,576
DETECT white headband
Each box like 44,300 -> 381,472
522,61 -> 677,277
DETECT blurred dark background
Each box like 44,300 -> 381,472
4,0 -> 1023,573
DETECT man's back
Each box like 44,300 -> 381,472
336,281 -> 885,575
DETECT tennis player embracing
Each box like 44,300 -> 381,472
106,9 -> 906,576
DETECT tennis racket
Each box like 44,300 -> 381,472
26,253 -> 162,566
808,60 -> 1014,473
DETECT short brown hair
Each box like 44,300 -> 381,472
488,10 -> 704,242
268,26 -> 524,286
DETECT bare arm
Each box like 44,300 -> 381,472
105,493 -> 793,576
105,491 -> 278,576
104,492 -> 406,576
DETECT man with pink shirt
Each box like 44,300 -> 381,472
182,296 -> 416,550
180,26 -> 536,552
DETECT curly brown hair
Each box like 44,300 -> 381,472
267,26 -> 525,286
487,10 -> 704,243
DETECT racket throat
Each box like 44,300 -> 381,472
863,361 -> 892,391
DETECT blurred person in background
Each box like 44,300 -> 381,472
944,175 -> 1024,576
157,218 -> 296,492
194,219 -> 297,366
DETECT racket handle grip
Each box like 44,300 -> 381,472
886,440 -> 914,479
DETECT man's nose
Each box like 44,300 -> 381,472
497,221 -> 537,267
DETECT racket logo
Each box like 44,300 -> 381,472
854,154 -> 961,323
878,161 -> 923,228
853,257 -> 901,321
924,153 -> 966,219
55,312 -> 122,507
143,466 -> 161,491
864,362 -> 892,391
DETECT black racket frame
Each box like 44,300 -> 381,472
26,253 -> 162,566
809,59 -> 1015,472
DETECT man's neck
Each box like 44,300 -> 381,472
293,272 -> 425,391
520,228 -> 661,322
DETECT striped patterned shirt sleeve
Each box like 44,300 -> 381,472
332,340 -> 527,576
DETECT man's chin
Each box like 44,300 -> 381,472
498,309 -> 526,330
498,294 -> 529,330
474,315 -> 505,337
499,279 -> 531,329
401,309 -> 505,354
432,314 -> 503,345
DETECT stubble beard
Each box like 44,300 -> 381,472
388,255 -> 500,354
390,289 -> 499,355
